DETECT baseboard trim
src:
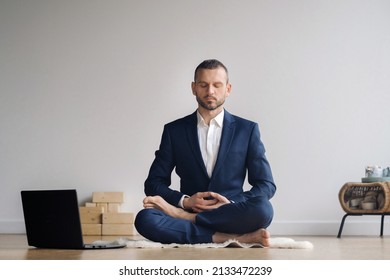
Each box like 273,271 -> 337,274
269,219 -> 390,236
0,220 -> 26,234
1,219 -> 389,236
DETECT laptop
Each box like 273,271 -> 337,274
21,189 -> 126,249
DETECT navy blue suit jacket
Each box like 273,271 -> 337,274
144,110 -> 276,206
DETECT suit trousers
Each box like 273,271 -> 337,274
134,196 -> 273,244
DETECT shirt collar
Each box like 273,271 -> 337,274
197,109 -> 224,127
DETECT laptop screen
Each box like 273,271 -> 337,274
21,189 -> 85,249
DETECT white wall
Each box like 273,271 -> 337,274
1,0 -> 390,235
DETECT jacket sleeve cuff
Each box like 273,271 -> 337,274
178,195 -> 190,208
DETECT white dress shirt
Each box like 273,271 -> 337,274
196,110 -> 224,178
178,110 -> 224,208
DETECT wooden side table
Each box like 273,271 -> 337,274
337,182 -> 390,238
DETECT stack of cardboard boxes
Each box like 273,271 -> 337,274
79,192 -> 135,236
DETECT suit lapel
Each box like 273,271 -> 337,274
185,112 -> 209,177
212,110 -> 236,177
185,110 -> 236,179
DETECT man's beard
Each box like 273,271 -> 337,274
196,96 -> 225,111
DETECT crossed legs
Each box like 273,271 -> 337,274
141,196 -> 271,247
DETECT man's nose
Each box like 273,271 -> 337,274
207,85 -> 215,94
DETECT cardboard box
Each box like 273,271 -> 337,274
102,212 -> 134,224
81,224 -> 102,235
79,206 -> 103,224
85,202 -> 96,207
96,203 -> 108,213
102,224 -> 134,235
107,203 -> 120,213
92,192 -> 124,203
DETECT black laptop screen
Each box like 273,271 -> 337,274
21,189 -> 85,249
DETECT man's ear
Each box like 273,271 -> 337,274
191,82 -> 196,96
226,83 -> 232,97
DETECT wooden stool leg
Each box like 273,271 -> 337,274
380,214 -> 385,237
337,213 -> 350,238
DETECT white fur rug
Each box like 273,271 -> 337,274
98,237 -> 313,249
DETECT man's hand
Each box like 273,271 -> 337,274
183,191 -> 230,213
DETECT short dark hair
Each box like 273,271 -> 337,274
194,59 -> 229,82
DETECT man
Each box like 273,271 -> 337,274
135,59 -> 276,246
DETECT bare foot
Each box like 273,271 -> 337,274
239,228 -> 270,247
143,196 -> 196,222
212,228 -> 270,247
